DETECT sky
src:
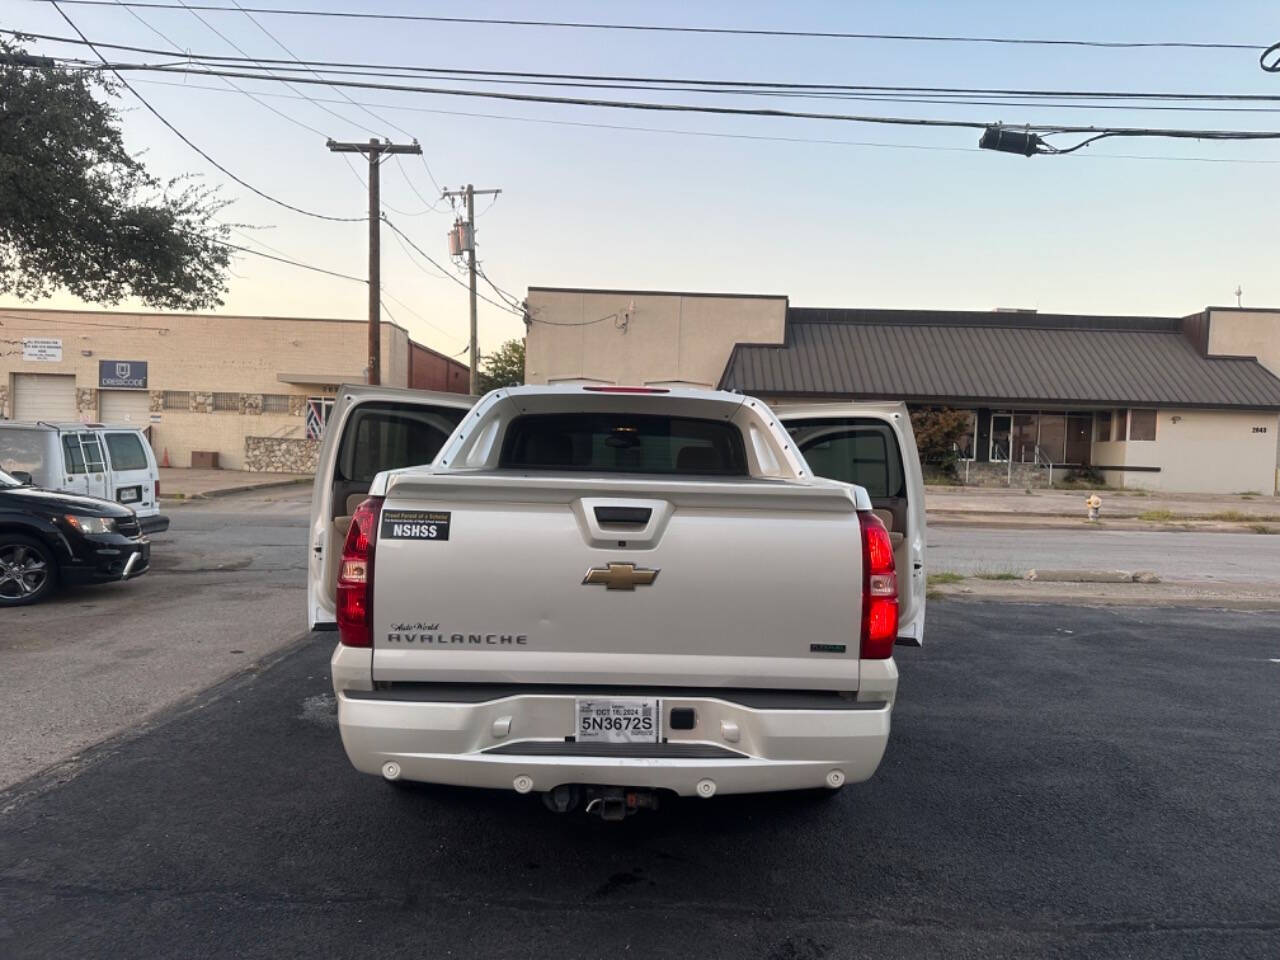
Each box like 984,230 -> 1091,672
3,0 -> 1280,360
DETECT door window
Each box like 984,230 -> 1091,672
338,402 -> 466,484
80,434 -> 107,473
798,427 -> 904,499
989,414 -> 1011,462
1012,413 -> 1037,463
63,434 -> 88,474
105,432 -> 149,471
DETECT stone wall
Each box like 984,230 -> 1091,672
0,384 -> 8,419
960,461 -> 1052,488
244,436 -> 319,474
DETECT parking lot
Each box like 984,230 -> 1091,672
3,526 -> 1278,960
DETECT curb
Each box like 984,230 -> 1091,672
927,516 -> 1270,534
160,477 -> 311,502
931,589 -> 1280,612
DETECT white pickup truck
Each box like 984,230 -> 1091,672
309,385 -> 925,816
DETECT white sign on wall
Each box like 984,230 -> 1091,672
22,337 -> 63,362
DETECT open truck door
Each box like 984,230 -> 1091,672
308,384 -> 475,630
775,402 -> 927,646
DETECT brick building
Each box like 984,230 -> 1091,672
0,308 -> 467,472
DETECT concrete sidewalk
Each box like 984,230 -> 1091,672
926,484 -> 1279,532
159,467 -> 311,500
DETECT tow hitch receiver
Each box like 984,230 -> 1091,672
549,786 -> 660,819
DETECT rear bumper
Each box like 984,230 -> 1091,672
335,672 -> 894,797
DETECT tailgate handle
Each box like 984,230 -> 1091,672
594,506 -> 652,525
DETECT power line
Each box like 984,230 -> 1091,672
378,291 -> 467,348
222,0 -> 388,138
393,155 -> 450,214
108,0 -> 330,137
42,4 -> 364,222
474,261 -> 522,311
217,240 -> 365,282
172,0 -> 380,137
128,77 -> 1280,165
32,2 -> 1265,51
387,224 -> 450,278
18,30 -> 1280,107
99,61 -> 1280,141
382,216 -> 523,317
216,1 -> 450,205
14,30 -> 1280,103
525,310 -> 622,328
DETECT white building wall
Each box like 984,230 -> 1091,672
524,289 -> 787,389
1095,409 -> 1279,495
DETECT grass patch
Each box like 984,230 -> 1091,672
1237,491 -> 1262,497
1205,510 -> 1252,522
975,572 -> 1020,581
1248,523 -> 1276,535
1138,509 -> 1176,522
928,572 -> 965,587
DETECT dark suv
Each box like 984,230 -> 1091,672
0,467 -> 150,606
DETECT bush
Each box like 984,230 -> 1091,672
910,408 -> 973,478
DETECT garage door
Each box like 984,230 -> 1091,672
12,373 -> 77,422
99,390 -> 151,425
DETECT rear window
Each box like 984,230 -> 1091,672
500,413 -> 748,476
0,429 -> 48,477
104,432 -> 149,471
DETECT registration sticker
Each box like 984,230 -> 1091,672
380,509 -> 451,541
576,698 -> 661,744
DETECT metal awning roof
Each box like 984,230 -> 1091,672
721,308 -> 1280,409
276,372 -> 361,386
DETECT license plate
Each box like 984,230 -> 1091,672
575,698 -> 661,744
118,486 -> 141,503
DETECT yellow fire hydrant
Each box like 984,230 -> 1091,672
1086,493 -> 1102,522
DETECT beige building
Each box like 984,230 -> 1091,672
526,289 -> 1280,495
0,308 -> 467,472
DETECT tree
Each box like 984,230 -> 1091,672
0,38 -> 230,309
477,339 -> 525,393
909,407 -> 973,470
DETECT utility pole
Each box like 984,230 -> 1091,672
441,183 -> 501,394
326,138 -> 421,385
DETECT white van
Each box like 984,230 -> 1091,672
0,422 -> 169,534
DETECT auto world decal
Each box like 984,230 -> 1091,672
386,623 -> 529,646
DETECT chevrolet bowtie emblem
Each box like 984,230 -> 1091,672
582,562 -> 659,591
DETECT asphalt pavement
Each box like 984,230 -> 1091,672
928,526 -> 1280,582
0,488 -> 310,788
3,601 -> 1277,959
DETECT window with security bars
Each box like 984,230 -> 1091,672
212,392 -> 241,412
261,394 -> 292,414
162,390 -> 190,411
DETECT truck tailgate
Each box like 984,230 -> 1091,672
371,472 -> 863,691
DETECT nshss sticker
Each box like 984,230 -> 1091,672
380,509 -> 451,541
